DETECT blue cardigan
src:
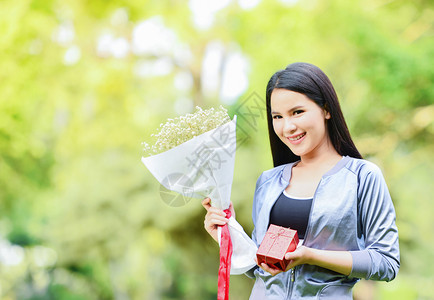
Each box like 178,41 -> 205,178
246,156 -> 400,300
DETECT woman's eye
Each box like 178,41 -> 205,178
272,115 -> 282,119
293,110 -> 304,115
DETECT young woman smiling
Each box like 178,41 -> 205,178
203,62 -> 400,299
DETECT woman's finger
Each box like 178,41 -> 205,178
204,209 -> 229,228
202,197 -> 212,211
205,218 -> 227,227
208,206 -> 226,217
255,257 -> 282,276
284,246 -> 304,261
205,211 -> 228,225
259,263 -> 282,276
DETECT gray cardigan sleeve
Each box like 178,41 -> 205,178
349,163 -> 400,281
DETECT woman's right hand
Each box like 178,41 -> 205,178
202,198 -> 234,243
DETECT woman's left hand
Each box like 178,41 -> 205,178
283,246 -> 311,270
255,246 -> 311,277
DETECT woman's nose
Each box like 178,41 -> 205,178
283,118 -> 296,133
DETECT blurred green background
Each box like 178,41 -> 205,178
0,0 -> 433,299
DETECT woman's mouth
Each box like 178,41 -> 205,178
287,133 -> 306,144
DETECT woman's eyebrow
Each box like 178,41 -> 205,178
290,105 -> 304,111
271,105 -> 304,114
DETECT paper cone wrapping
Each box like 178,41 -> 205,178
142,116 -> 257,274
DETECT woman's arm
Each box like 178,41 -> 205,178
257,246 -> 352,277
352,164 -> 400,281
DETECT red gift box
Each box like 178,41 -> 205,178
256,224 -> 299,271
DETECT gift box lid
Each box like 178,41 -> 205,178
257,225 -> 299,259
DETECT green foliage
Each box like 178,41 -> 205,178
0,0 -> 433,299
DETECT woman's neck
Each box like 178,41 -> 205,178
298,149 -> 342,169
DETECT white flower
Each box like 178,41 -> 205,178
142,106 -> 231,156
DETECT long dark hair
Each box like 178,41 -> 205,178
266,62 -> 362,167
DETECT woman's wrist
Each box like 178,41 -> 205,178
303,247 -> 352,276
304,247 -> 316,265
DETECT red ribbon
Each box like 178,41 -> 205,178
217,209 -> 232,300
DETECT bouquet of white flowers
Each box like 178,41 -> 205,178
141,107 -> 257,300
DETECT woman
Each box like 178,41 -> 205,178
202,62 -> 400,299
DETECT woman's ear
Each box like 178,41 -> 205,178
323,104 -> 331,119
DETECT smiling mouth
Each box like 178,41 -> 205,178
288,133 -> 306,141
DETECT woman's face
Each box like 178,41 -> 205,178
270,88 -> 331,159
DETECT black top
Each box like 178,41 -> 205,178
269,191 -> 313,239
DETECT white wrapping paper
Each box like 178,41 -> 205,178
142,116 -> 257,274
